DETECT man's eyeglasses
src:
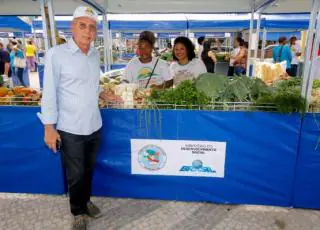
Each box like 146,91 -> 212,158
77,22 -> 97,32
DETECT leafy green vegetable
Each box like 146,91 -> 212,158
272,78 -> 301,89
195,73 -> 228,99
149,80 -> 210,108
250,78 -> 272,100
196,74 -> 271,102
256,78 -> 305,113
0,75 -> 3,87
313,80 -> 320,89
148,75 -> 305,113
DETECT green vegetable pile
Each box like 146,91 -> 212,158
256,78 -> 305,113
195,73 -> 272,102
0,75 -> 3,87
313,80 -> 320,89
148,73 -> 306,113
149,80 -> 210,109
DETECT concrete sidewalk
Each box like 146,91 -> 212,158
1,193 -> 320,230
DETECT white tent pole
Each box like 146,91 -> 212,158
109,29 -> 113,65
304,1 -> 320,106
261,28 -> 267,60
39,0 -> 49,51
47,0 -> 57,46
254,12 -> 261,60
246,0 -> 255,77
103,14 -> 110,72
301,0 -> 320,99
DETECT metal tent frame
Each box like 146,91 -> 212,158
10,0 -> 316,109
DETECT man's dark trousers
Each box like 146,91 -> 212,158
59,128 -> 101,216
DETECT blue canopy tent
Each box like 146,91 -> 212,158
0,16 -> 31,32
259,31 -> 301,41
187,14 -> 255,75
188,19 -> 253,31
108,16 -> 188,69
32,20 -> 103,32
260,13 -> 309,41
258,13 -> 310,63
263,13 -> 310,30
109,20 -> 187,31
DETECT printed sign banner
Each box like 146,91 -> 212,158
131,139 -> 226,178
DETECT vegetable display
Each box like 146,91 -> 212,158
149,80 -> 210,109
0,87 -> 41,106
0,71 -> 318,114
99,75 -> 150,109
149,73 -> 308,113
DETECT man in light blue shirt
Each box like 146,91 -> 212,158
40,6 -> 102,230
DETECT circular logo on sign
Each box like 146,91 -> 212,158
192,160 -> 203,169
138,145 -> 167,171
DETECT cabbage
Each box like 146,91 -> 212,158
195,73 -> 228,99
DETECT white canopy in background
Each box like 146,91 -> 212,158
0,0 -> 313,15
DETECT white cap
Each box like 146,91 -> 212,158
73,6 -> 99,22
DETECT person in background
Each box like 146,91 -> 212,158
0,42 -> 11,79
122,31 -> 173,89
272,36 -> 292,75
227,37 -> 243,76
17,39 -> 24,51
8,38 -> 16,46
7,43 -> 13,54
154,47 -> 161,57
7,44 -> 15,83
40,6 -> 103,229
197,36 -> 205,58
170,36 -> 207,85
25,40 -> 37,72
8,41 -> 18,80
289,36 -> 302,77
161,42 -> 172,53
12,45 -> 26,86
201,40 -> 216,73
233,39 -> 248,76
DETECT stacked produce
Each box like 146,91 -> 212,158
0,86 -> 41,106
254,61 -> 289,84
99,75 -> 150,109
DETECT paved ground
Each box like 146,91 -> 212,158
1,193 -> 320,230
